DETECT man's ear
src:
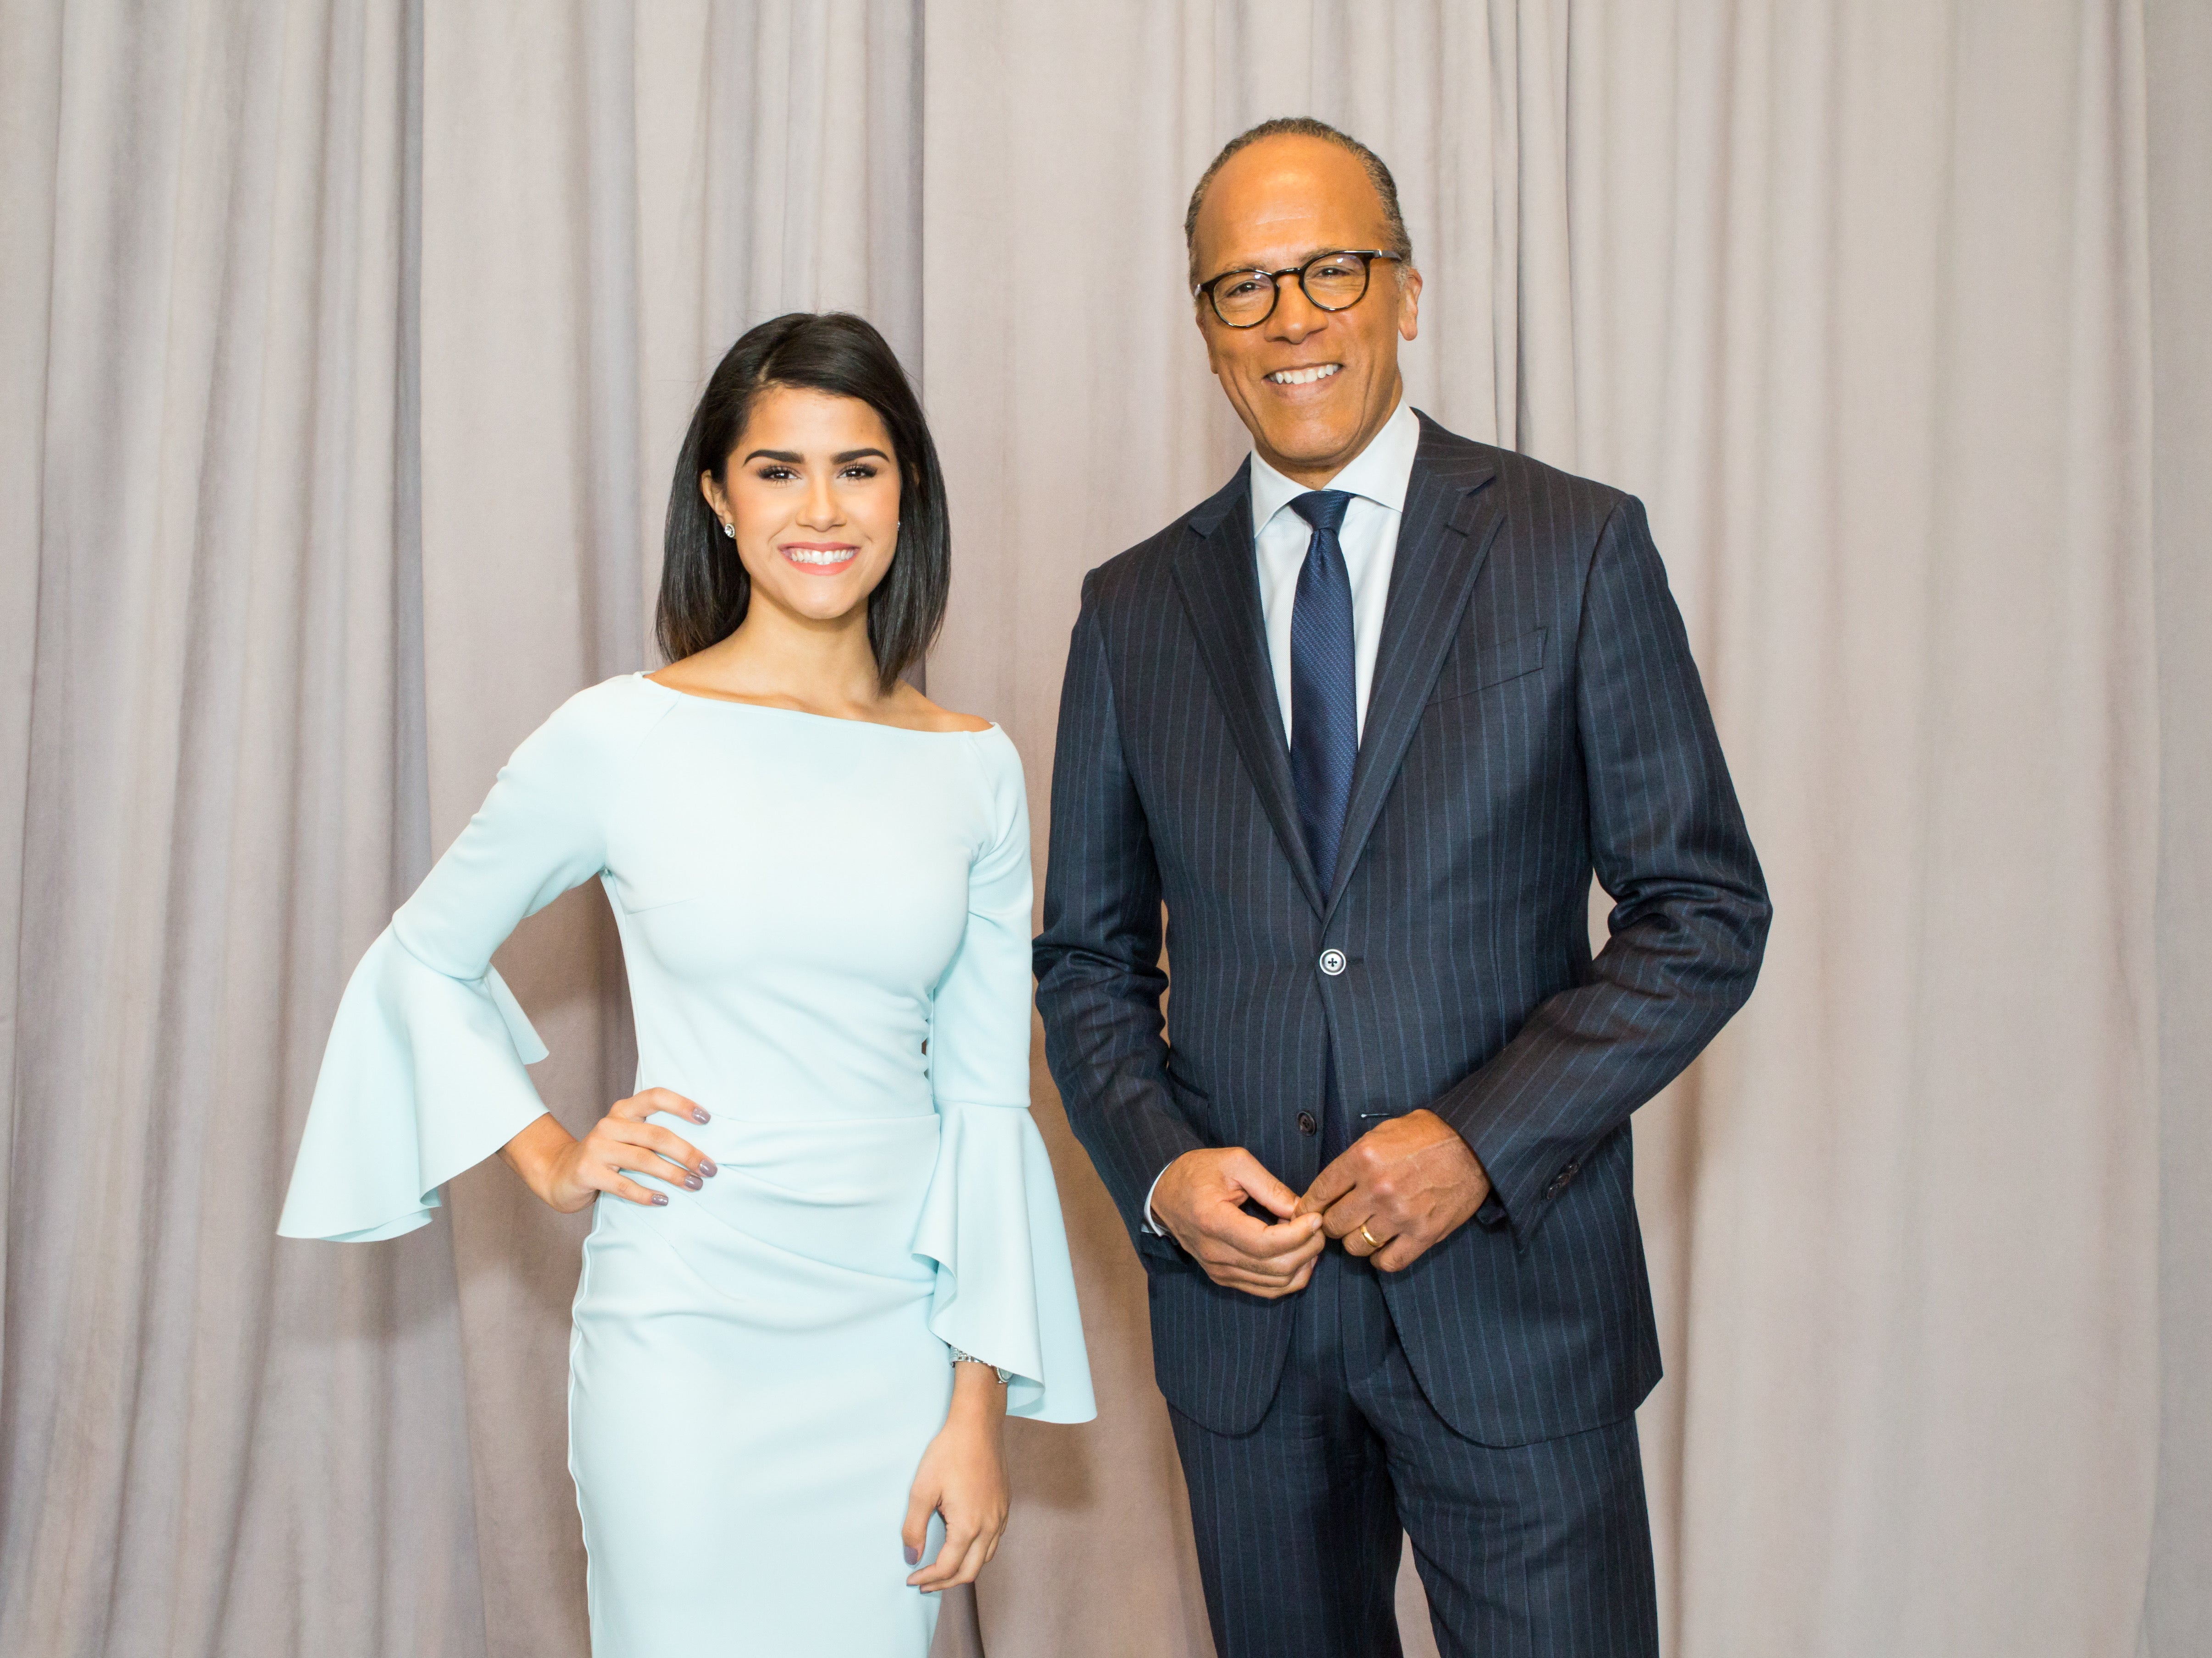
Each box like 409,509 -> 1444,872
1397,266 -> 1423,343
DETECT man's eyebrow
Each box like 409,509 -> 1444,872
1200,246 -> 1344,281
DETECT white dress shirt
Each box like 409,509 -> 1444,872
1145,396 -> 1422,1232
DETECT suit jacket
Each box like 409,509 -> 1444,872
1034,413 -> 1771,1445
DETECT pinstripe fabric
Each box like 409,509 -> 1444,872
1034,413 -> 1771,1453
1170,1249 -> 1657,1658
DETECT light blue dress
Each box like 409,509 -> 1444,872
279,673 -> 1095,1655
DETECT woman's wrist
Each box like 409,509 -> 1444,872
499,1113 -> 582,1210
947,1359 -> 1009,1424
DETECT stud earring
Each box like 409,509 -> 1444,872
721,520 -> 735,538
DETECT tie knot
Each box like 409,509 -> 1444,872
1289,489 -> 1354,536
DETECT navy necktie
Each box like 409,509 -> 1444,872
1288,490 -> 1358,899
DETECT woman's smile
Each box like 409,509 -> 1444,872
780,540 -> 861,573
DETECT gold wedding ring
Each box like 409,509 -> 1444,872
1358,1222 -> 1383,1250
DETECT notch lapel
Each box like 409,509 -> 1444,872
1171,468 -> 1326,917
1323,423 -> 1503,927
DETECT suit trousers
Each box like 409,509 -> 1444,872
1166,1246 -> 1659,1658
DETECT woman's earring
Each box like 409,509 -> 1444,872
721,520 -> 735,538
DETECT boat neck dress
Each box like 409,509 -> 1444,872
278,673 -> 1095,1656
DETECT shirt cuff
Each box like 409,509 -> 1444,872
1143,1166 -> 1169,1235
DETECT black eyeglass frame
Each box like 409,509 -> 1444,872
1191,249 -> 1405,328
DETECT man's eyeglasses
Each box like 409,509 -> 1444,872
1192,250 -> 1404,329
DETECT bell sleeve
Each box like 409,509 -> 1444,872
278,689 -> 627,1243
910,733 -> 1097,1424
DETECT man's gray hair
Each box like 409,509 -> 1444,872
1183,117 -> 1415,289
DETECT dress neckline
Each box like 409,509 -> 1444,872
631,672 -> 997,738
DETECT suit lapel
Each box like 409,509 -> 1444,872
1171,467 -> 1326,917
1323,419 -> 1503,927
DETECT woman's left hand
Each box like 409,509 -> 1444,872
902,1361 -> 1010,1591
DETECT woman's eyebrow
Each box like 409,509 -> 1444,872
740,447 -> 890,464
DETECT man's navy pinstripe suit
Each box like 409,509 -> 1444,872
1035,413 -> 1770,1655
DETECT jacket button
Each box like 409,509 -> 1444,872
1297,1112 -> 1318,1135
1318,948 -> 1346,976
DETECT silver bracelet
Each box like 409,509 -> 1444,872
950,1346 -> 1011,1385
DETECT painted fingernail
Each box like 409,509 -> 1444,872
651,1192 -> 670,1206
691,1109 -> 710,1124
684,1174 -> 702,1190
904,1546 -> 919,1566
699,1160 -> 718,1178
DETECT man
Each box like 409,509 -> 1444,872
1034,118 -> 1770,1657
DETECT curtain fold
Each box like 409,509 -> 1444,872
1566,6 -> 2159,1650
2145,0 -> 2212,1650
0,3 -> 488,1655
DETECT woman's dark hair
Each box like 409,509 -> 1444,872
657,312 -> 948,691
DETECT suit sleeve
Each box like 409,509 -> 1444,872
1033,577 -> 1206,1259
1432,496 -> 1771,1240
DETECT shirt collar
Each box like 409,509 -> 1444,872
1248,396 -> 1421,534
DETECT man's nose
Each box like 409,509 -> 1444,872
1269,278 -> 1327,342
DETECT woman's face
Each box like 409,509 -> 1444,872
704,386 -> 902,626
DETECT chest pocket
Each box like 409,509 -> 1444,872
1425,625 -> 1548,706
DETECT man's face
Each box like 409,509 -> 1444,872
1189,135 -> 1422,488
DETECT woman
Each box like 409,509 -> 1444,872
279,312 -> 1094,1654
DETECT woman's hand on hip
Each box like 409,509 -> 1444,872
903,1360 -> 1010,1592
496,1088 -> 717,1214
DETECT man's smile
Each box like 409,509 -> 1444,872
1265,362 -> 1343,386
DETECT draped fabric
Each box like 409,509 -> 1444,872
1,2 -> 2204,1656
0,5 -> 485,1655
2146,3 -> 2212,1652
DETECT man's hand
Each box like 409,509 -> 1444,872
1151,1147 -> 1326,1299
1295,1109 -> 1490,1272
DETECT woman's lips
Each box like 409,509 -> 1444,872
779,543 -> 859,575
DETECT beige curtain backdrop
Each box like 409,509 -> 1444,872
2146,0 -> 2212,1652
2,2 -> 2205,1656
0,2 -> 491,1655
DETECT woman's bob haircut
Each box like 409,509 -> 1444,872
657,312 -> 949,691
